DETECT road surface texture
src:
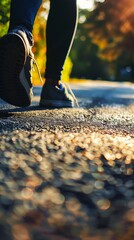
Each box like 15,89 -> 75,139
0,80 -> 134,240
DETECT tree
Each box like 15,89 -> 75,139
70,9 -> 107,80
85,0 -> 134,80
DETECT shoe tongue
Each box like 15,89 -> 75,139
58,83 -> 63,90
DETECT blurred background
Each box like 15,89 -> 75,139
0,0 -> 134,84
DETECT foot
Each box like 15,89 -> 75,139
0,27 -> 34,107
39,80 -> 78,108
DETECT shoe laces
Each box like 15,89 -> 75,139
29,53 -> 43,85
63,82 -> 79,107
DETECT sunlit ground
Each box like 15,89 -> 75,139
1,129 -> 134,239
1,80 -> 134,239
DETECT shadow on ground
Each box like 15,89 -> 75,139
1,83 -> 134,239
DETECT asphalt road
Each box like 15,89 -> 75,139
0,80 -> 134,240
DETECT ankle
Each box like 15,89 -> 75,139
8,26 -> 34,46
45,78 -> 61,86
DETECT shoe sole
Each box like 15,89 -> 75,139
0,33 -> 31,107
39,99 -> 73,108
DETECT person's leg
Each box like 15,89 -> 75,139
0,0 -> 42,107
45,0 -> 78,81
40,0 -> 78,108
9,0 -> 42,32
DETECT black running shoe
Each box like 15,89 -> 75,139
39,81 -> 79,108
0,28 -> 33,107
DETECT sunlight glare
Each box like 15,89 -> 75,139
78,0 -> 94,10
78,0 -> 105,10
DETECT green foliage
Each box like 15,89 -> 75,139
84,0 -> 134,80
70,0 -> 134,81
62,57 -> 73,81
71,9 -> 109,80
0,0 -> 10,36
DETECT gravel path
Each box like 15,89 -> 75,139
1,81 -> 134,240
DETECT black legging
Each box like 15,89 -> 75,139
9,0 -> 78,80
